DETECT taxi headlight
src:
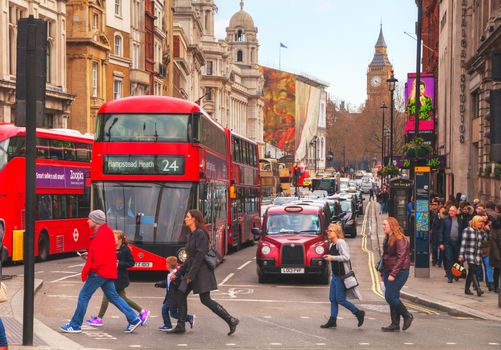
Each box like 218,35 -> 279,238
177,248 -> 188,263
261,245 -> 271,255
315,245 -> 325,255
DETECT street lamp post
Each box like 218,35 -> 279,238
387,72 -> 398,165
380,102 -> 388,167
310,136 -> 318,174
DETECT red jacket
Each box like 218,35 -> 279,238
81,223 -> 118,282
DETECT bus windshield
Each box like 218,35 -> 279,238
95,114 -> 189,142
92,181 -> 196,244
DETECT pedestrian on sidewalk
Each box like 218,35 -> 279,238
59,210 -> 142,334
459,215 -> 487,297
169,210 -> 239,335
86,230 -> 150,327
430,202 -> 444,267
154,256 -> 195,331
320,223 -> 365,329
439,206 -> 465,283
380,217 -> 413,332
488,205 -> 501,293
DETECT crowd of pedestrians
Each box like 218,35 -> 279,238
428,195 -> 501,295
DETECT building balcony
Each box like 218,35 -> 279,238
130,69 -> 151,86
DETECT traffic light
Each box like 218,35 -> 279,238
488,89 -> 501,162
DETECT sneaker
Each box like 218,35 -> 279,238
59,324 -> 82,333
188,314 -> 196,329
140,309 -> 151,325
86,316 -> 103,327
124,318 -> 141,334
159,325 -> 173,332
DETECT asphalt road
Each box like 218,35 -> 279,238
4,201 -> 501,349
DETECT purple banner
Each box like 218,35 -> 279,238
36,165 -> 87,189
405,73 -> 435,134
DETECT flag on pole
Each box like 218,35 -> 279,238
280,42 -> 288,48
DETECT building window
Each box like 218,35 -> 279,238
205,87 -> 213,101
115,0 -> 122,16
114,35 -> 122,56
236,30 -> 244,42
132,43 -> 139,69
206,61 -> 213,75
92,62 -> 98,97
237,50 -> 243,62
471,90 -> 480,119
93,13 -> 99,29
113,79 -> 123,100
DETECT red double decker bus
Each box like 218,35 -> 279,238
227,131 -> 261,251
0,124 -> 92,261
92,96 -> 229,271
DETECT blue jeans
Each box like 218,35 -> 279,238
161,302 -> 193,328
483,256 -> 494,284
0,318 -> 7,346
329,276 -> 359,318
444,241 -> 459,281
69,272 -> 138,328
383,269 -> 409,306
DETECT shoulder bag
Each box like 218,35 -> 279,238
205,247 -> 223,270
341,260 -> 359,290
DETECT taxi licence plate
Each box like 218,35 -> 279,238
281,267 -> 304,274
134,262 -> 153,268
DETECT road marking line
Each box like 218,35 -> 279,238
263,316 -> 272,318
177,344 -> 188,347
128,345 -> 141,348
316,344 -> 326,346
404,343 -> 414,345
275,285 -> 326,289
252,316 -> 328,341
300,316 -> 310,319
359,343 -> 370,346
67,263 -> 84,268
270,343 -> 282,346
489,343 -> 500,346
50,270 -> 80,274
219,273 -> 234,286
50,273 -> 81,283
226,344 -> 236,346
237,261 -> 252,270
446,343 -> 456,345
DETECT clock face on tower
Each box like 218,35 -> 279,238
371,76 -> 382,87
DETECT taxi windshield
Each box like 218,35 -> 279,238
266,213 -> 321,235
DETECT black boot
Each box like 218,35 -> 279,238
354,310 -> 365,327
213,303 -> 239,336
465,273 -> 473,295
472,274 -> 484,296
488,282 -> 493,292
320,317 -> 337,328
381,306 -> 400,332
167,324 -> 186,334
396,302 -> 413,331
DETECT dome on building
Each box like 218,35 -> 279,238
229,1 -> 255,31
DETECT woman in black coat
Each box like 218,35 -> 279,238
170,209 -> 239,335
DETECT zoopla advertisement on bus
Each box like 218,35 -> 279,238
36,165 -> 87,189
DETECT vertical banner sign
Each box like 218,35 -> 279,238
414,166 -> 430,278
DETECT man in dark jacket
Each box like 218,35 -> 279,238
430,201 -> 443,266
440,206 -> 466,283
59,210 -> 141,334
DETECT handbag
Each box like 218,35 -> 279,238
375,257 -> 384,272
0,282 -> 7,303
204,247 -> 223,270
451,262 -> 466,279
341,260 -> 359,290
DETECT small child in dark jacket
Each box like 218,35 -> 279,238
86,230 -> 150,327
155,256 -> 195,331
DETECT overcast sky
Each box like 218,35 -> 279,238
214,0 -> 418,108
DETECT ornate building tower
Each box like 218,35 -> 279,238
366,25 -> 393,110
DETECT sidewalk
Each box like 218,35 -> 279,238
1,274 -> 109,350
369,200 -> 501,322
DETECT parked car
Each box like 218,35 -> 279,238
253,204 -> 330,284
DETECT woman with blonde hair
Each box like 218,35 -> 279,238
380,217 -> 413,332
321,223 -> 365,329
459,215 -> 486,296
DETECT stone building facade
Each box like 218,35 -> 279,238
0,0 -> 74,127
438,0 -> 501,201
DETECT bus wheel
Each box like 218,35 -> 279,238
37,233 -> 50,262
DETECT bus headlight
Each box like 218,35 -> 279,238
261,245 -> 271,255
315,245 -> 325,255
177,248 -> 188,263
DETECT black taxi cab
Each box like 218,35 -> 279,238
252,204 -> 330,284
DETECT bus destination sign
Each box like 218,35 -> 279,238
104,155 -> 185,175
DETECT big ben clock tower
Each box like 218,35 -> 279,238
366,25 -> 393,110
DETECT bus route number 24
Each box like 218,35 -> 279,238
161,159 -> 180,173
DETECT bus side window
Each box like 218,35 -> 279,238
49,140 -> 64,160
75,143 -> 91,162
36,138 -> 50,159
63,141 -> 76,161
38,195 -> 53,220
